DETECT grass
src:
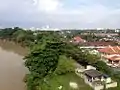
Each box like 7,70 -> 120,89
40,73 -> 92,90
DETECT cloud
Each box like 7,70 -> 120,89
33,0 -> 62,13
0,0 -> 120,28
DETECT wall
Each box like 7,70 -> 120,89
106,82 -> 117,89
94,85 -> 104,90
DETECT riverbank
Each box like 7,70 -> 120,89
0,39 -> 28,56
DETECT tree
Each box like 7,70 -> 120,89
85,51 -> 100,65
64,44 -> 100,66
24,48 -> 59,78
13,30 -> 26,42
12,30 -> 35,46
0,28 -> 17,39
93,61 -> 112,75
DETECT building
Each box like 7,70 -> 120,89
97,46 -> 120,67
75,66 -> 117,90
84,69 -> 117,90
104,55 -> 120,67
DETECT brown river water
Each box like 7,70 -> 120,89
0,40 -> 28,90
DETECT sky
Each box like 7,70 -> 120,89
0,0 -> 120,28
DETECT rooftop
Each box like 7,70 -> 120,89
104,55 -> 120,61
84,69 -> 103,78
71,36 -> 86,44
73,36 -> 85,41
98,46 -> 120,54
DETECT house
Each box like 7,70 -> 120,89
104,55 -> 120,67
97,46 -> 120,67
84,69 -> 111,84
84,69 -> 117,90
75,65 -> 117,90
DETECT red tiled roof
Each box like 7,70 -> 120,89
98,46 -> 120,54
105,55 -> 120,61
74,36 -> 83,40
73,36 -> 85,43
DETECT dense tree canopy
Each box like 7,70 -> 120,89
24,41 -> 63,77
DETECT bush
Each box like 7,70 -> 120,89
54,56 -> 75,75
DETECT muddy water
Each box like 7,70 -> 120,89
0,40 -> 28,90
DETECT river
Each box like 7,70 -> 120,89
0,40 -> 28,90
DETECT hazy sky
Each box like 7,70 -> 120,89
0,0 -> 120,28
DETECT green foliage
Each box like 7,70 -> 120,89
65,45 -> 100,66
13,30 -> 26,42
24,35 -> 80,90
54,56 -> 75,75
85,51 -> 100,65
93,61 -> 112,75
0,28 -> 17,39
38,73 -> 92,90
24,48 -> 59,77
24,41 -> 69,90
13,30 -> 35,46
80,33 -> 102,42
25,73 -> 41,90
0,27 -> 35,47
